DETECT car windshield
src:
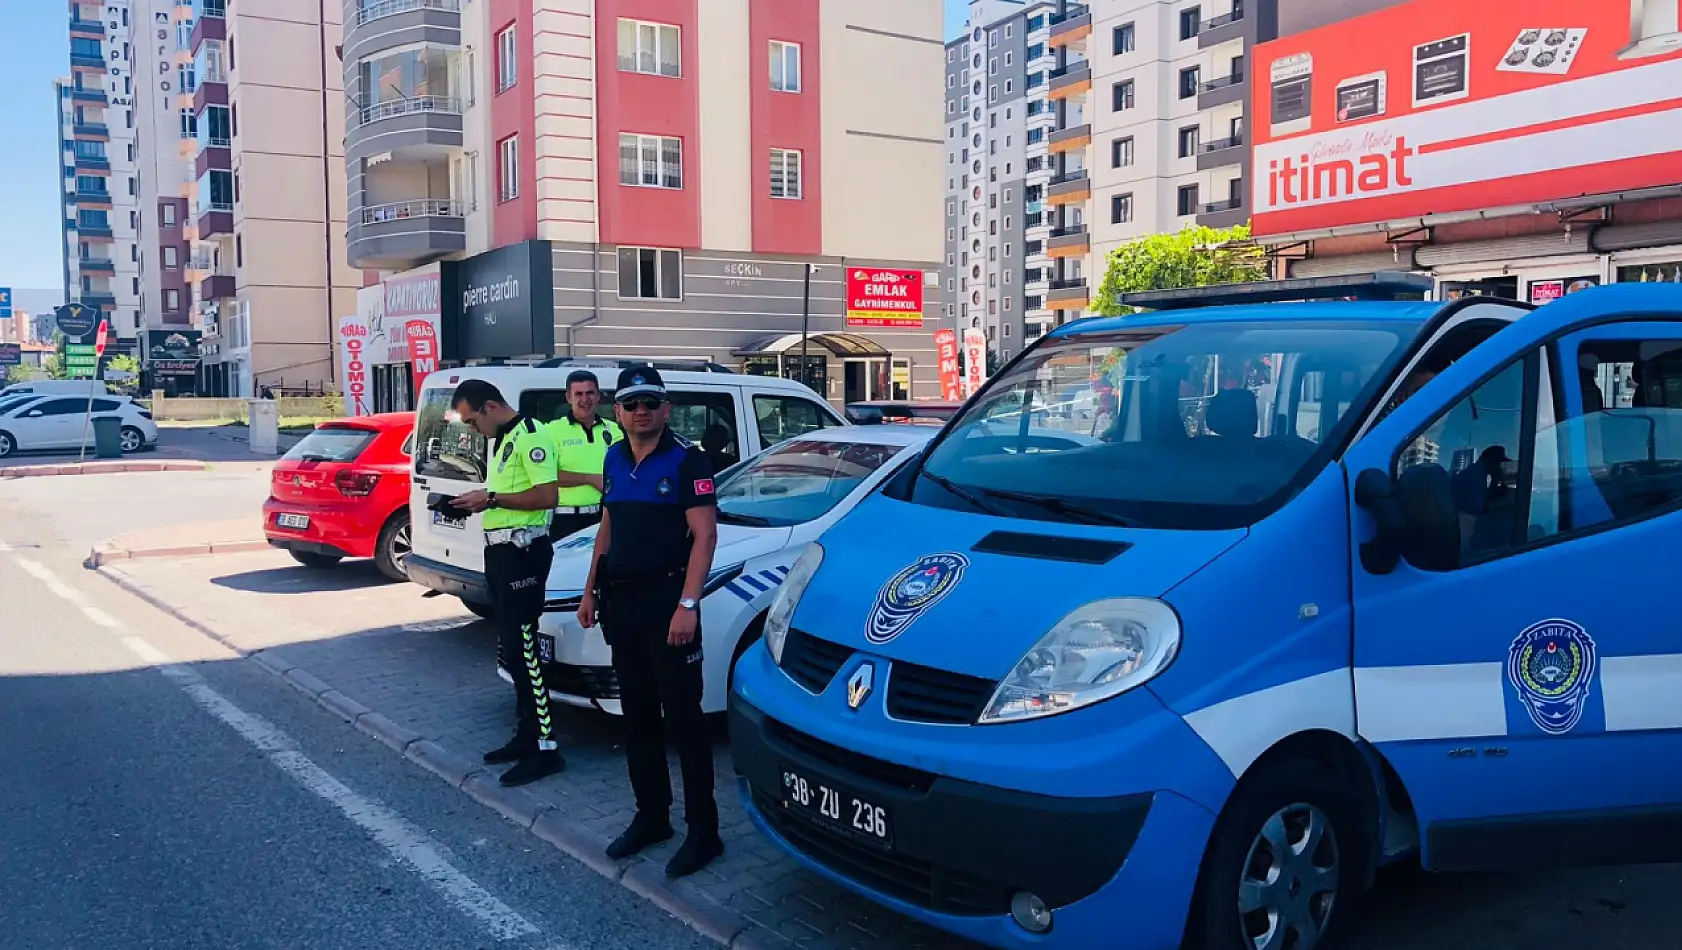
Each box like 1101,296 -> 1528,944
910,319 -> 1419,529
413,386 -> 488,481
283,426 -> 376,463
716,438 -> 910,527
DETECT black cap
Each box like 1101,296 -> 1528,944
615,365 -> 667,402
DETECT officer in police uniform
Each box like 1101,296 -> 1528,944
577,367 -> 723,878
448,379 -> 566,787
543,370 -> 622,540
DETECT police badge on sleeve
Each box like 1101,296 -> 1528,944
865,553 -> 970,645
1506,618 -> 1597,736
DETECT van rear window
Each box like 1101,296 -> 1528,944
414,387 -> 487,482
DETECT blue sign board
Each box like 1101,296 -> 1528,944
0,287 -> 11,319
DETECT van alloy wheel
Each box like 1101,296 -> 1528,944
1238,802 -> 1340,950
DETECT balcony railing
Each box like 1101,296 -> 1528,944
199,200 -> 234,213
359,198 -> 465,225
1050,4 -> 1089,25
358,96 -> 464,127
1201,7 -> 1245,31
1048,278 -> 1088,291
1201,134 -> 1245,152
200,135 -> 231,148
1049,224 -> 1088,239
1048,169 -> 1089,187
198,0 -> 226,18
1200,72 -> 1245,93
1200,199 -> 1242,214
1049,63 -> 1090,81
356,0 -> 461,26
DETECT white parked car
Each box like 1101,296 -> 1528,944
0,394 -> 158,458
513,425 -> 937,715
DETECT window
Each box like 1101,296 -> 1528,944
1113,80 -> 1135,111
1005,52 -> 1013,66
1005,243 -> 1013,257
1112,193 -> 1134,224
197,104 -> 231,148
989,30 -> 998,47
496,25 -> 517,92
1005,24 -> 1013,38
753,395 -> 835,446
770,148 -> 802,199
1027,42 -> 1044,60
770,40 -> 801,92
1179,66 -> 1201,99
162,203 -> 176,226
1005,79 -> 1013,93
989,57 -> 997,75
21,399 -> 89,417
1112,137 -> 1134,168
619,133 -> 682,189
1229,177 -> 1244,206
1028,14 -> 1045,30
498,135 -> 518,201
1178,125 -> 1201,158
163,246 -> 179,268
989,84 -> 998,102
1180,6 -> 1202,40
1114,23 -> 1135,55
617,19 -> 680,77
165,289 -> 181,311
617,247 -> 682,300
1027,128 -> 1045,144
236,233 -> 243,267
1178,184 -> 1200,216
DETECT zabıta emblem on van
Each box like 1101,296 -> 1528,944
1506,618 -> 1597,736
865,552 -> 970,645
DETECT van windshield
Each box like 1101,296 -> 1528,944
413,386 -> 488,482
908,319 -> 1420,529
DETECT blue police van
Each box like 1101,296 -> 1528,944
728,273 -> 1682,950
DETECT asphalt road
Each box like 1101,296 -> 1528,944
0,514 -> 708,950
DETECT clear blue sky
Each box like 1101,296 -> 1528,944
0,2 -> 968,296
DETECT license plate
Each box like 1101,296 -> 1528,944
780,764 -> 894,850
276,513 -> 309,529
432,510 -> 465,529
538,634 -> 556,663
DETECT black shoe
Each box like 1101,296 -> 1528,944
483,737 -> 530,765
498,751 -> 565,787
605,817 -> 674,860
665,833 -> 724,878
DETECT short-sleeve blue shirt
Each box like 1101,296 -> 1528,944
601,428 -> 717,578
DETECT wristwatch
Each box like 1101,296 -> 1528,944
678,597 -> 699,611
486,491 -> 500,509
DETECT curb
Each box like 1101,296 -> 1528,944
92,560 -> 771,948
0,459 -> 206,479
87,538 -> 271,569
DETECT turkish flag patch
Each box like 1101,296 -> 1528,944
694,478 -> 715,496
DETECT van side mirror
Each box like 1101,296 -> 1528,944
1353,465 -> 1462,574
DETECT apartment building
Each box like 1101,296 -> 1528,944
341,0 -> 946,409
189,0 -> 358,397
61,1 -> 145,348
131,0 -> 196,350
942,1 -> 1059,359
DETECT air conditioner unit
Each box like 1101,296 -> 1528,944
1622,0 -> 1682,59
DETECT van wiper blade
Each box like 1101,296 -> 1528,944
919,469 -> 1007,516
978,488 -> 1144,528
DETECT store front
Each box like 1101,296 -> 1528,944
341,263 -> 445,414
734,333 -> 914,406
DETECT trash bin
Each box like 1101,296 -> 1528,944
92,415 -> 123,459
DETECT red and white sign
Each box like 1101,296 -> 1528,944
405,319 -> 439,395
934,329 -> 962,401
94,320 -> 109,358
694,478 -> 715,496
1528,275 -> 1600,305
336,315 -> 372,416
961,328 -> 986,398
1251,0 -> 1682,239
846,268 -> 926,329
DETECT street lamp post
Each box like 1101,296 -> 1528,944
799,263 -> 813,393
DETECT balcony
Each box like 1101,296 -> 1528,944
1046,278 -> 1090,309
79,257 -> 116,274
347,198 -> 466,270
70,18 -> 103,38
199,272 -> 237,301
1048,63 -> 1092,100
1048,5 -> 1091,46
1198,7 -> 1247,49
74,154 -> 110,173
197,202 -> 234,237
1197,70 -> 1247,110
347,96 -> 464,161
191,12 -> 225,53
71,49 -> 105,70
1197,197 -> 1248,229
71,87 -> 105,103
80,292 -> 117,310
195,78 -> 228,112
195,140 -> 231,177
74,186 -> 113,205
1047,224 -> 1090,258
1046,169 -> 1091,205
73,122 -> 109,140
345,0 -> 463,64
1197,133 -> 1245,170
1047,123 -> 1091,154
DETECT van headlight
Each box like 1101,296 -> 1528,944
764,543 -> 824,666
979,598 -> 1180,724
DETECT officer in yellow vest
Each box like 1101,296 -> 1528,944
544,370 -> 623,541
446,378 -> 565,787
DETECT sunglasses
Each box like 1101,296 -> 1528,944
617,396 -> 666,412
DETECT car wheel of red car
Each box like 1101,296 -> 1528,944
374,512 -> 411,583
290,551 -> 343,569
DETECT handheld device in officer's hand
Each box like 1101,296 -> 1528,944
426,492 -> 461,513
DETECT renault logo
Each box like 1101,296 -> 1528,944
846,663 -> 875,710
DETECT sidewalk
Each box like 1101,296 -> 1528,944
100,549 -> 968,950
0,459 -> 207,479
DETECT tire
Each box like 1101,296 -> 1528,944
289,550 -> 343,569
462,597 -> 495,620
373,512 -> 411,582
0,430 -> 13,459
1184,759 -> 1367,950
119,426 -> 145,454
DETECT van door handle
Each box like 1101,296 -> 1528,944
414,477 -> 430,487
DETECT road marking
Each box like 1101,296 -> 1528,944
15,556 -> 88,604
83,606 -> 122,629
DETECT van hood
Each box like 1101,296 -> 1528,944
547,520 -> 794,594
791,494 -> 1244,680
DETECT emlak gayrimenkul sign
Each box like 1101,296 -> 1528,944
845,267 -> 926,329
1250,0 -> 1682,239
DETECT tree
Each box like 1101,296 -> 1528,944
6,363 -> 48,385
1091,224 -> 1268,317
104,354 -> 142,394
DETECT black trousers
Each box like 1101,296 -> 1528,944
600,573 -> 718,836
551,510 -> 602,543
486,539 -> 557,752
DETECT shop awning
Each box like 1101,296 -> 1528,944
732,332 -> 892,359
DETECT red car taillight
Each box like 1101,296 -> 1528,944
335,470 -> 381,496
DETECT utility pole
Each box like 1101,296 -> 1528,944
799,262 -> 812,393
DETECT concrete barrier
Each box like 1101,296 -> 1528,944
143,392 -> 342,423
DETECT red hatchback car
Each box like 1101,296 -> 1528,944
263,413 -> 415,581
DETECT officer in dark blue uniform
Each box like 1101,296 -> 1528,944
577,366 -> 723,878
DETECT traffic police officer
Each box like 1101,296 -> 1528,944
577,367 -> 723,878
544,370 -> 622,539
449,379 -> 567,787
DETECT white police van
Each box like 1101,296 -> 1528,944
405,361 -> 847,615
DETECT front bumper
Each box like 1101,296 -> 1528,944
407,553 -> 491,604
